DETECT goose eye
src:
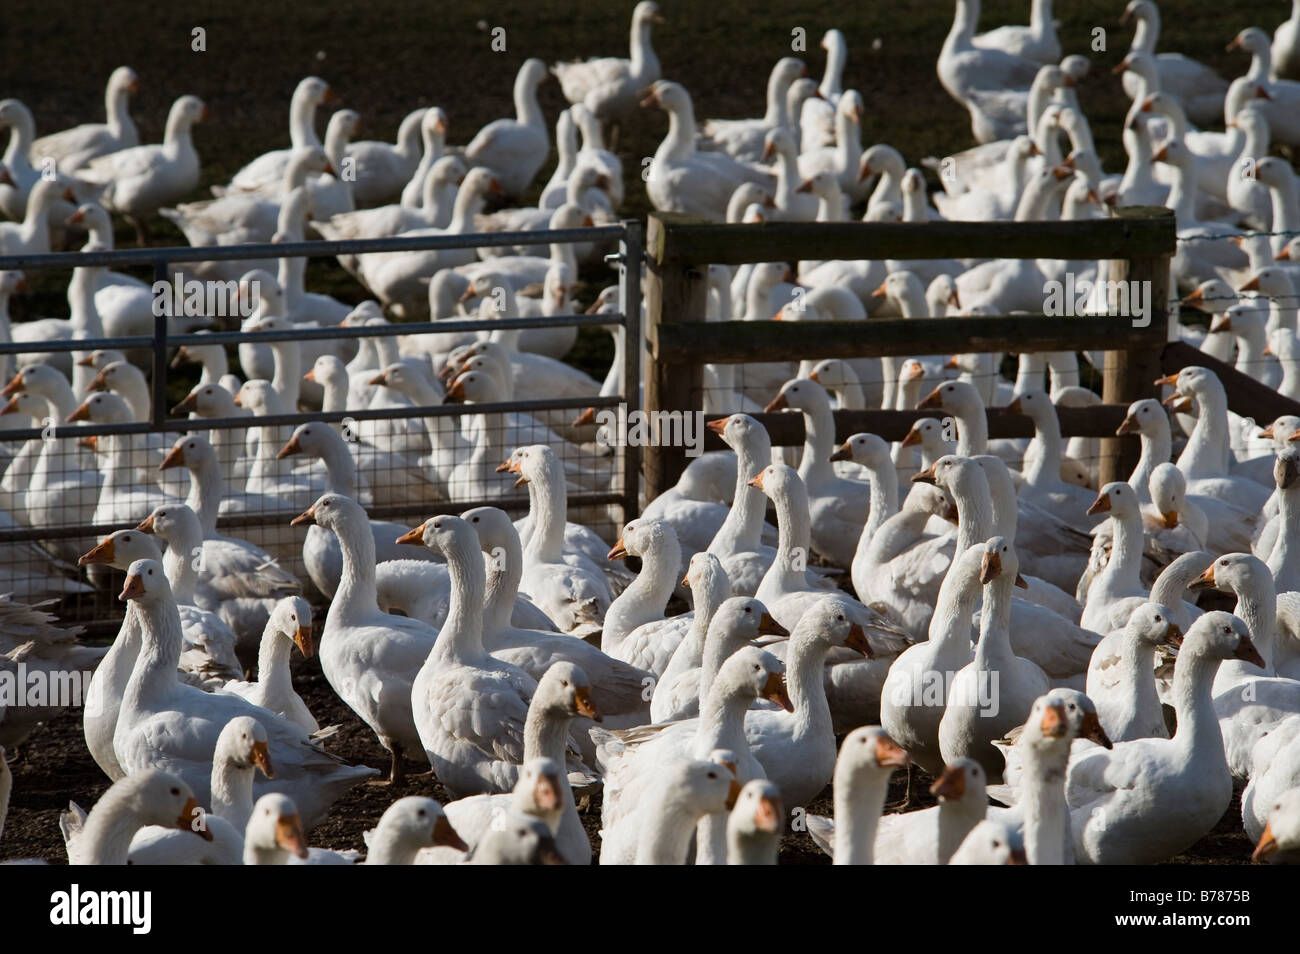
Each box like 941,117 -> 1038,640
707,771 -> 717,779
1154,615 -> 1162,622
836,615 -> 845,622
561,680 -> 568,687
171,787 -> 180,796
417,809 -> 427,818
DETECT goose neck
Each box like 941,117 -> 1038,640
482,534 -> 523,639
257,628 -> 297,708
210,754 -> 256,829
428,533 -> 487,666
973,576 -> 1015,669
522,466 -> 567,562
795,398 -> 836,485
1021,742 -> 1069,865
331,510 -> 381,618
832,770 -> 888,865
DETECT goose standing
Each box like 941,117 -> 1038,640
463,59 -> 550,199
409,515 -> 537,797
292,493 -> 437,782
31,66 -> 139,173
552,1 -> 664,141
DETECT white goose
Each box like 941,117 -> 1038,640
292,493 -> 437,782
552,1 -> 664,135
410,515 -> 537,797
77,95 -> 207,239
462,58 -> 550,199
31,66 -> 139,173
1069,612 -> 1262,864
221,76 -> 337,195
642,81 -> 776,221
218,597 -> 318,734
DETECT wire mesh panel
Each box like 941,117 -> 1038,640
0,222 -> 641,634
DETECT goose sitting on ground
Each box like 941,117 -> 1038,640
61,770 -> 210,865
1069,612 -> 1263,864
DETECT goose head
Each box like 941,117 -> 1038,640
1124,601 -> 1183,652
444,368 -> 500,404
1254,789 -> 1300,864
135,502 -> 203,549
829,431 -> 891,469
86,360 -> 145,398
1148,462 -> 1189,528
78,348 -> 126,371
531,661 -> 601,723
168,384 -> 237,421
105,769 -> 211,842
511,757 -> 566,831
950,819 -> 1026,865
857,142 -> 905,183
269,595 -> 314,660
119,558 -> 173,605
1278,447 -> 1300,491
239,269 -> 285,318
77,528 -> 163,570
760,127 -> 798,164
607,517 -> 678,563
716,645 -> 791,712
900,415 -> 951,453
1258,415 -> 1300,445
1116,396 -> 1165,436
277,421 -> 336,461
167,94 -> 209,130
792,595 -> 872,656
1003,387 -> 1056,424
917,378 -> 982,414
639,79 -> 689,114
245,792 -> 309,861
66,390 -> 131,424
460,504 -> 521,557
835,726 -> 909,791
1086,480 -> 1141,520
1041,688 -> 1113,748
706,412 -> 770,459
709,595 -> 787,643
729,778 -> 784,842
217,716 -> 274,779
395,513 -> 479,564
1179,611 -> 1263,668
979,535 -> 1027,588
664,758 -> 743,818
929,757 -> 987,807
292,490 -> 365,532
499,443 -> 558,488
304,354 -> 346,389
233,379 -> 278,414
295,76 -> 337,107
763,376 -> 828,415
682,549 -> 726,591
469,811 -> 565,865
1190,552 -> 1273,601
372,796 -> 467,857
0,389 -> 44,422
633,0 -> 665,28
810,357 -> 855,392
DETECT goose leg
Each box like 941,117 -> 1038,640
127,215 -> 151,247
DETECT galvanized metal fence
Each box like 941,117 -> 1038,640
0,221 -> 643,633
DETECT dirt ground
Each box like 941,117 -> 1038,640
0,0 -> 1277,863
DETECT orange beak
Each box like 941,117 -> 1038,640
290,505 -> 317,527
395,522 -> 426,546
1086,492 -> 1111,516
607,538 -> 628,561
277,435 -> 303,459
160,444 -> 186,470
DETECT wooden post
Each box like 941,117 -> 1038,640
644,213 -> 708,502
1099,207 -> 1174,487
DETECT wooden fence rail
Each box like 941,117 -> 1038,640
643,207 -> 1178,500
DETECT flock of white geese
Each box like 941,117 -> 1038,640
3,0 -> 1300,864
